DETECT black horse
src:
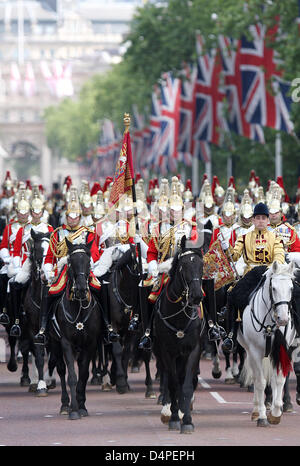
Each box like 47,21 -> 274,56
153,230 -> 211,434
104,244 -> 155,397
48,239 -> 103,420
22,229 -> 57,395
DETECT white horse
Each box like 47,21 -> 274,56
238,261 -> 296,427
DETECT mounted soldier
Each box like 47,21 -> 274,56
138,176 -> 218,350
33,188 -> 103,345
0,186 -> 30,329
221,202 -> 285,352
8,185 -> 54,337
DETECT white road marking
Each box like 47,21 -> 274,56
198,376 -> 211,389
210,392 -> 227,404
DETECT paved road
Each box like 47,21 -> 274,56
0,342 -> 300,448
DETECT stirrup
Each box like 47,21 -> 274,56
106,325 -> 120,343
0,312 -> 10,325
138,330 -> 152,351
221,332 -> 235,353
34,329 -> 46,345
207,321 -> 221,341
128,315 -> 139,332
10,321 -> 21,338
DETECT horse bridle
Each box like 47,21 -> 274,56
166,250 -> 202,305
250,276 -> 292,333
68,248 -> 90,301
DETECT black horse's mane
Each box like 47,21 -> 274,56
112,246 -> 135,271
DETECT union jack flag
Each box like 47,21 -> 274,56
159,72 -> 181,161
131,105 -> 145,173
218,35 -> 265,142
178,63 -> 197,162
193,33 -> 226,146
240,22 -> 294,133
147,86 -> 162,171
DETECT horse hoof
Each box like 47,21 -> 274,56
60,405 -> 70,415
20,376 -> 31,387
161,414 -> 170,424
68,411 -> 81,420
212,370 -> 222,379
145,390 -> 156,399
225,378 -> 235,385
251,411 -> 259,421
79,408 -> 88,417
90,376 -> 102,385
117,386 -> 128,394
296,393 -> 300,406
36,388 -> 48,397
283,401 -> 293,413
28,383 -> 38,393
102,383 -> 113,392
257,418 -> 270,427
180,424 -> 194,434
7,361 -> 18,372
267,412 -> 282,425
47,380 -> 56,390
168,420 -> 181,431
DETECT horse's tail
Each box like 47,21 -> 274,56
270,328 -> 293,378
239,354 -> 253,387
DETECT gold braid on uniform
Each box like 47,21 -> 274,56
49,226 -> 94,259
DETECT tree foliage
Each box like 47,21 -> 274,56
44,0 -> 300,196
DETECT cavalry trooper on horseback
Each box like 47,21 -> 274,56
138,176 -> 220,351
221,201 -> 285,352
0,185 -> 31,332
8,185 -> 54,337
33,188 -> 116,345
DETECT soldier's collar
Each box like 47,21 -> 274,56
66,224 -> 82,231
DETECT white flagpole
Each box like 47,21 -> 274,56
192,155 -> 199,196
275,132 -> 282,178
17,0 -> 24,66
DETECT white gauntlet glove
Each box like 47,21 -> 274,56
221,239 -> 229,251
43,263 -> 54,283
148,260 -> 158,278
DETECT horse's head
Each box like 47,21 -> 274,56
169,235 -> 204,306
30,229 -> 51,274
267,261 -> 295,327
66,239 -> 92,300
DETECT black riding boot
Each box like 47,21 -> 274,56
34,285 -> 52,345
202,279 -> 226,341
0,273 -> 9,325
221,292 -> 241,353
99,282 -> 120,344
9,281 -> 23,337
138,286 -> 153,352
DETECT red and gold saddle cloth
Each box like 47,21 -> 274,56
49,264 -> 101,296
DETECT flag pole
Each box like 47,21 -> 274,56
123,113 -> 147,337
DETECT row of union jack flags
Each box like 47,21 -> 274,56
86,18 -> 297,181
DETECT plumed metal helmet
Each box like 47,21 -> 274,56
16,187 -> 30,214
169,176 -> 183,211
199,179 -> 215,209
253,202 -> 269,217
30,184 -> 44,213
268,183 -> 282,214
157,178 -> 169,212
222,186 -> 236,217
239,189 -> 253,219
66,187 -> 81,218
2,170 -> 13,191
183,179 -> 193,203
93,191 -> 105,219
